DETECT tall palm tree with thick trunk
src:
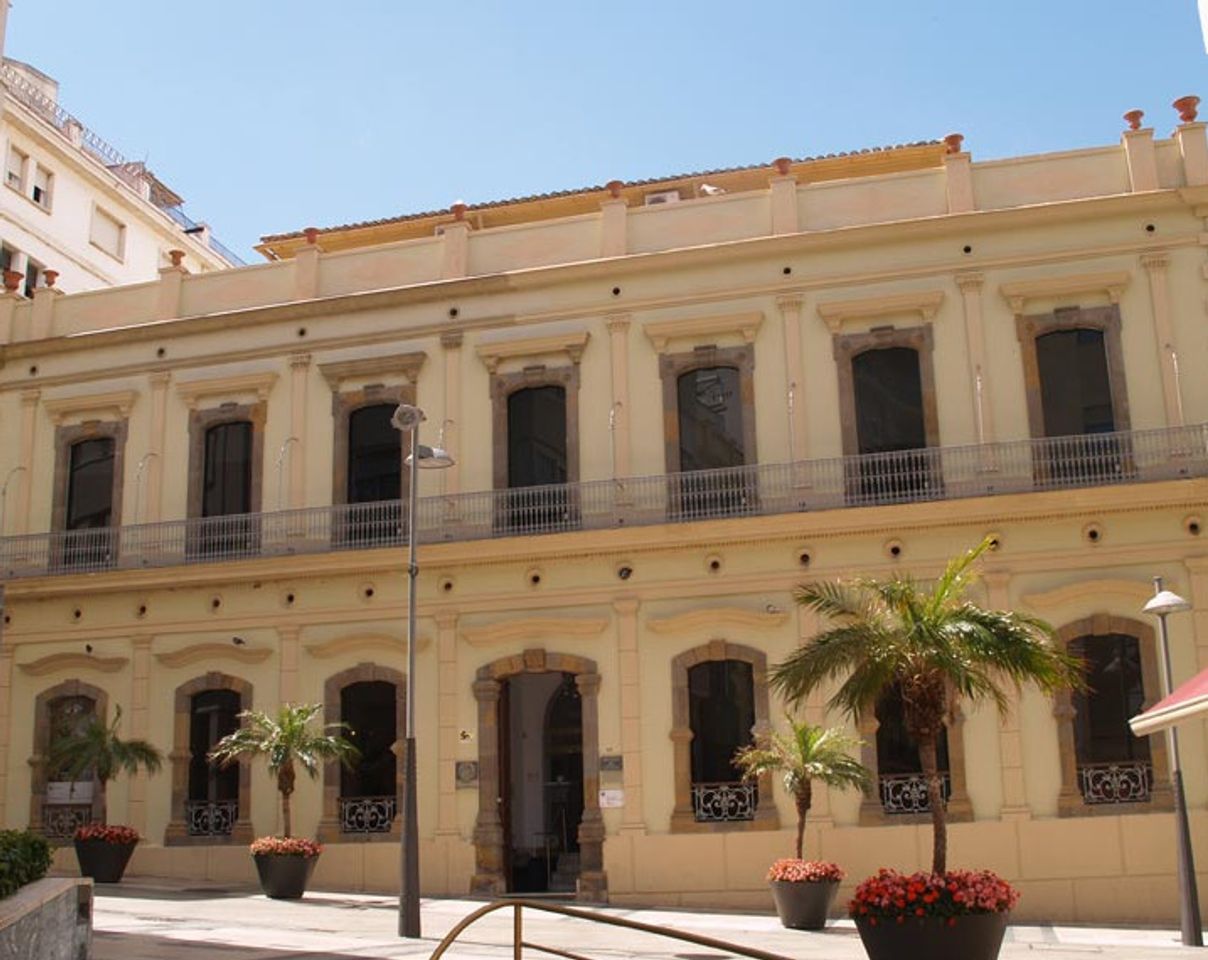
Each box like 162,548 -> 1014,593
209,704 -> 358,837
770,539 -> 1082,875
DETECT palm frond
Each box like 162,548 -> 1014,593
46,704 -> 163,787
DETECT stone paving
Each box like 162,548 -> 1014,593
90,880 -> 1205,959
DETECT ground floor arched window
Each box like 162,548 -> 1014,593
31,681 -> 108,841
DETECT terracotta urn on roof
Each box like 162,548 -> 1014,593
773,157 -> 792,176
1173,95 -> 1200,123
167,249 -> 186,268
1123,109 -> 1145,131
605,180 -> 624,199
42,269 -> 58,288
303,227 -> 319,246
451,202 -> 468,222
3,269 -> 22,293
943,133 -> 964,155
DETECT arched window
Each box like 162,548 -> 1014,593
31,682 -> 108,841
187,690 -> 241,837
500,384 -> 574,533
1070,632 -> 1152,805
873,683 -> 951,815
203,421 -> 253,517
342,404 -> 402,545
53,430 -> 120,571
340,680 -> 398,834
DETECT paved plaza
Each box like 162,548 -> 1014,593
89,879 -> 1206,959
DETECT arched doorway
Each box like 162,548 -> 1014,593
471,650 -> 605,901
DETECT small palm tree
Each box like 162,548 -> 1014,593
734,719 -> 870,861
208,703 -> 358,837
47,705 -> 163,823
770,538 -> 1082,875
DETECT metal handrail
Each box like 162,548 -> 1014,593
1,422 -> 1205,582
428,898 -> 795,960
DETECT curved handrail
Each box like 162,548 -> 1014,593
428,898 -> 795,960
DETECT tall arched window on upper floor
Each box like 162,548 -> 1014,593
342,403 -> 401,545
61,437 -> 116,569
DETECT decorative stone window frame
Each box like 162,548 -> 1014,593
30,680 -> 109,839
1015,304 -> 1131,440
186,401 -> 267,519
316,662 -> 406,843
164,673 -> 254,846
669,640 -> 779,833
490,365 -> 581,490
470,649 -> 605,902
1053,615 -> 1172,817
329,384 -> 414,506
856,698 -> 972,826
832,325 -> 940,457
49,419 -> 128,533
659,345 -> 757,473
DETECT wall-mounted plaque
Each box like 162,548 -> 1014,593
455,760 -> 479,788
600,754 -> 623,773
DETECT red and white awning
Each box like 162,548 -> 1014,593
1130,666 -> 1208,736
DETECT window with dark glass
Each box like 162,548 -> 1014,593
875,683 -> 950,815
507,386 -> 567,488
1036,329 -> 1115,437
48,695 -> 96,783
688,659 -> 756,822
347,405 -> 400,504
188,690 -> 240,804
202,421 -> 252,517
677,367 -> 744,471
340,681 -> 397,834
852,348 -> 926,455
65,438 -> 115,531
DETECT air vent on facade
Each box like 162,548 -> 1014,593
643,190 -> 681,206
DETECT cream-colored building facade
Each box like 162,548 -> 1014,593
1,98 -> 1208,924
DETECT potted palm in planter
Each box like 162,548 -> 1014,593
733,719 -> 869,930
47,705 -> 163,883
209,703 -> 357,900
771,539 -> 1082,960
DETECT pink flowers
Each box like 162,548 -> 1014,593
767,858 -> 844,884
250,836 -> 322,858
75,823 -> 140,845
850,868 -> 1019,920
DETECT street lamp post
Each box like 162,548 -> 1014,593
391,404 -> 453,939
1142,576 -> 1203,947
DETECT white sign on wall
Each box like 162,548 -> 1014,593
598,789 -> 624,808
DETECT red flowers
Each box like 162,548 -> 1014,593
250,836 -> 322,858
75,823 -> 140,845
766,858 -> 845,884
849,868 -> 1019,920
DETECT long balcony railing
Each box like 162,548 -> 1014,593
1,423 -> 1204,581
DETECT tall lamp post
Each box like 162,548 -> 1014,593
1141,576 -> 1203,947
391,404 -> 453,939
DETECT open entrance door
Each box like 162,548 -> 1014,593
500,671 -> 583,893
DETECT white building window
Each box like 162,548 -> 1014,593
90,207 -> 125,260
32,165 -> 52,210
6,146 -> 27,191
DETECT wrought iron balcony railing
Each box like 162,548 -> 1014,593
186,799 -> 239,837
1077,760 -> 1153,805
1,423 -> 1204,581
40,803 -> 92,840
339,795 -> 397,834
879,772 -> 952,815
691,781 -> 757,822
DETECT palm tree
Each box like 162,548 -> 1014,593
734,719 -> 870,861
208,703 -> 358,837
770,538 -> 1082,875
47,705 -> 163,823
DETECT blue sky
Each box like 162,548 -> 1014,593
11,2 -> 1206,259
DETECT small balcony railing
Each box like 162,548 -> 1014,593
879,773 -> 952,815
1,423 -> 1205,581
186,799 -> 239,837
339,795 -> 397,834
1078,761 -> 1153,805
691,781 -> 756,822
40,803 -> 92,840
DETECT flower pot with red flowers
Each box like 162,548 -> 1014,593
209,704 -> 357,900
73,823 -> 141,883
771,539 -> 1083,957
47,704 -> 163,884
734,720 -> 870,930
850,869 -> 1018,960
250,836 -> 323,899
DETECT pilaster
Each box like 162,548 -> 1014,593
435,611 -> 459,836
278,625 -> 300,703
127,637 -> 153,834
145,372 -> 170,523
776,294 -> 808,464
614,597 -> 644,832
288,354 -> 311,508
1140,253 -> 1184,427
955,272 -> 996,444
606,315 -> 632,479
984,570 -> 1031,819
1183,557 -> 1208,671
0,630 -> 11,828
15,389 -> 38,536
441,330 -> 463,496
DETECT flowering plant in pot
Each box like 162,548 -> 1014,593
734,719 -> 869,929
771,539 -> 1082,960
209,703 -> 357,900
47,705 -> 162,883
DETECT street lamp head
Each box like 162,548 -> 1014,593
406,444 -> 455,469
391,404 -> 424,432
1144,589 -> 1192,617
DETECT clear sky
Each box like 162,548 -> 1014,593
10,1 -> 1206,260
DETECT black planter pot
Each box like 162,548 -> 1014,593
253,852 -> 320,900
855,911 -> 1009,960
74,838 -> 138,884
769,879 -> 840,930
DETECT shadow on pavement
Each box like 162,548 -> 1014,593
94,930 -> 408,960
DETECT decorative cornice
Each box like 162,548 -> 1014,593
19,389 -> 40,406
999,270 -> 1131,315
460,616 -> 609,647
816,290 -> 944,333
176,372 -> 277,409
288,353 -> 312,370
43,390 -> 137,425
642,312 -> 763,351
154,643 -> 273,668
1021,578 -> 1154,611
18,653 -> 127,676
317,351 -> 427,388
475,330 -> 590,372
304,632 -> 430,659
647,606 -> 789,635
